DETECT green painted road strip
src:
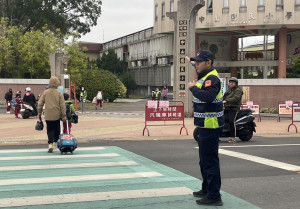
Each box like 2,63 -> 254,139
0,146 -> 260,209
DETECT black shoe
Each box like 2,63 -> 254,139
193,190 -> 207,198
196,196 -> 223,206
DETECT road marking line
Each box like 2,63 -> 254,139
0,153 -> 120,161
220,144 -> 300,148
0,187 -> 192,208
0,147 -> 106,154
219,149 -> 300,171
0,172 -> 163,186
0,161 -> 137,171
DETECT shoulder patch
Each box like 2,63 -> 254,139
205,80 -> 212,87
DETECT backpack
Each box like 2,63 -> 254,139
66,103 -> 72,120
96,91 -> 102,100
11,98 -> 18,107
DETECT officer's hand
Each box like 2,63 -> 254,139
223,100 -> 227,104
62,117 -> 66,122
188,80 -> 196,89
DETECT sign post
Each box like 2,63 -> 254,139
143,101 -> 188,136
288,102 -> 300,133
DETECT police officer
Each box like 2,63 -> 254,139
80,86 -> 87,114
187,50 -> 224,206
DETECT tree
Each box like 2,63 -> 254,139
18,27 -> 59,78
119,72 -> 137,98
291,55 -> 300,77
0,18 -> 14,77
97,49 -> 125,75
0,0 -> 102,35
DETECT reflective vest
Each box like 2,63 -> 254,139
155,91 -> 161,100
80,90 -> 87,102
193,69 -> 224,129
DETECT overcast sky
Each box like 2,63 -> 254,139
79,0 -> 154,43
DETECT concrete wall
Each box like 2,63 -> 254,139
0,79 -> 49,102
239,78 -> 300,108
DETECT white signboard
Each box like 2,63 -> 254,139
292,106 -> 300,122
241,104 -> 260,115
278,103 -> 298,115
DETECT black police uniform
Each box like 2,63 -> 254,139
189,68 -> 224,201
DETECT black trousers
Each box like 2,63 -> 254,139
197,128 -> 222,200
46,120 -> 60,144
224,109 -> 238,137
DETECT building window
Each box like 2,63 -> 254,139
240,0 -> 247,13
155,5 -> 158,21
162,3 -> 165,20
295,0 -> 300,10
222,0 -> 229,13
207,0 -> 213,14
276,0 -> 283,10
170,0 -> 174,12
257,0 -> 265,11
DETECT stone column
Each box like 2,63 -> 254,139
49,53 -> 70,93
278,27 -> 287,78
167,0 -> 205,116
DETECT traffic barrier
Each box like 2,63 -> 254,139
277,101 -> 298,122
288,101 -> 300,133
241,101 -> 261,122
142,101 -> 188,136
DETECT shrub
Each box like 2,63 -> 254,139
80,69 -> 126,102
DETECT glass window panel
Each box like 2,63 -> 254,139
223,0 -> 229,8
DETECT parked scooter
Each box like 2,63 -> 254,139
193,109 -> 256,142
20,103 -> 38,119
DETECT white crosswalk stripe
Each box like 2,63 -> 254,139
0,161 -> 137,171
0,153 -> 119,161
0,187 -> 192,208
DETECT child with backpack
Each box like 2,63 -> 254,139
95,89 -> 104,110
63,93 -> 75,134
13,91 -> 22,118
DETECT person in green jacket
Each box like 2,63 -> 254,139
63,93 -> 75,134
80,86 -> 87,114
223,77 -> 243,143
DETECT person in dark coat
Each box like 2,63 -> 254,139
4,88 -> 13,113
188,50 -> 224,206
223,77 -> 243,143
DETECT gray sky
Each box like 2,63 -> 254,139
79,0 -> 154,43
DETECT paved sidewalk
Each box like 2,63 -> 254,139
0,99 -> 299,146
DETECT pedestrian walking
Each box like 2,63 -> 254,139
223,77 -> 243,143
95,89 -> 104,110
4,88 -> 13,113
162,85 -> 168,101
63,93 -> 75,134
188,50 -> 224,206
37,76 -> 66,153
80,87 -> 87,114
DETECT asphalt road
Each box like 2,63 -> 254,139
3,136 -> 299,209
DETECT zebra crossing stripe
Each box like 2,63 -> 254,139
0,147 -> 106,154
0,153 -> 120,161
0,172 -> 162,186
0,187 -> 192,208
0,161 -> 137,171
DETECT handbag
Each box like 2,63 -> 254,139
92,96 -> 97,104
72,114 -> 78,124
35,116 -> 44,131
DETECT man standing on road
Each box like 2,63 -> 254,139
187,50 -> 224,206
